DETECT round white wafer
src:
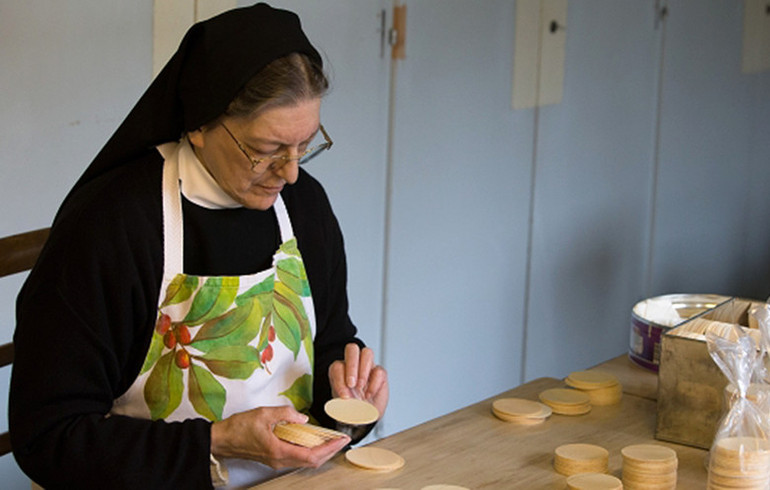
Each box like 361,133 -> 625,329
345,447 -> 405,472
565,371 -> 619,390
492,398 -> 552,424
325,398 -> 380,425
566,472 -> 622,489
554,443 -> 609,476
539,388 -> 591,406
539,388 -> 592,415
621,444 -> 677,465
583,383 -> 623,406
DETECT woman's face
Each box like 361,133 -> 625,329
188,97 -> 322,210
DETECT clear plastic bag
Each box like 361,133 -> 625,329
706,323 -> 770,489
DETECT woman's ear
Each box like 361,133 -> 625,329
187,128 -> 205,149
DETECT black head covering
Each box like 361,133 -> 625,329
69,2 -> 321,197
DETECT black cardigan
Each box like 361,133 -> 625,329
9,151 -> 362,489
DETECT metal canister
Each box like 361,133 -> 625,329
629,293 -> 729,371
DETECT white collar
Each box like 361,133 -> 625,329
160,139 -> 241,209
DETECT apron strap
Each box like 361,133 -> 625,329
162,155 -> 184,276
272,194 -> 294,244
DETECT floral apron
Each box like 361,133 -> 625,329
111,147 -> 316,487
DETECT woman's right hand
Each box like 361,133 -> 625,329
210,405 -> 350,469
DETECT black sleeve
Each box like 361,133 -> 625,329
9,157 -> 214,490
283,170 -> 367,434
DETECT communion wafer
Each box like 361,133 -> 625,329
622,471 -> 677,489
273,423 -> 347,448
713,436 -> 770,458
492,398 -> 552,418
345,447 -> 405,472
583,383 -> 623,406
553,443 -> 609,476
493,410 -> 547,425
621,444 -> 678,490
621,444 -> 677,465
325,398 -> 380,425
554,459 -> 606,473
623,457 -> 678,473
708,470 -> 769,486
565,370 -> 619,390
541,403 -> 591,416
539,388 -> 591,415
708,436 -> 770,487
492,398 -> 551,424
566,472 -> 622,490
565,371 -> 623,406
539,388 -> 591,405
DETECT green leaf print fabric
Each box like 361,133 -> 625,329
142,237 -> 314,422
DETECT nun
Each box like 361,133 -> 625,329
9,3 -> 388,488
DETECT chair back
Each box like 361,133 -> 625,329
0,227 -> 50,457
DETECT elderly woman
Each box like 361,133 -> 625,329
9,3 -> 388,489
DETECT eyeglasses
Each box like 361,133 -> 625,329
219,121 -> 333,172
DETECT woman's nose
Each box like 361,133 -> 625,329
273,156 -> 299,184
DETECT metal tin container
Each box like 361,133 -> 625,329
629,293 -> 729,371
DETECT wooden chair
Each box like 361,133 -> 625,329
0,227 -> 50,457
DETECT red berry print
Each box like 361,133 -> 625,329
176,325 -> 191,345
155,314 -> 171,335
163,331 -> 177,349
175,350 -> 190,369
261,344 -> 274,363
268,325 -> 276,342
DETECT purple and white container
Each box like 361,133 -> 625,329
629,294 -> 729,371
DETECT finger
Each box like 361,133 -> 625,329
329,360 -> 353,399
271,405 -> 309,426
356,347 -> 375,392
364,366 -> 387,400
344,343 -> 360,389
306,435 -> 351,468
365,367 -> 389,416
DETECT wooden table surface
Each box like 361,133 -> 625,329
254,359 -> 708,489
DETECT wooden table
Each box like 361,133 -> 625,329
255,357 -> 708,489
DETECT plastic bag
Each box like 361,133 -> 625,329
706,324 -> 770,489
751,303 -> 770,382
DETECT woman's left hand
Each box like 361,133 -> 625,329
329,343 -> 389,418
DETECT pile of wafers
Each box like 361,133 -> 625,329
492,397 -> 552,425
538,388 -> 592,415
554,443 -> 609,476
708,436 -> 770,489
668,317 -> 762,344
564,370 -> 623,406
273,422 -> 347,448
565,473 -> 622,490
621,443 -> 678,490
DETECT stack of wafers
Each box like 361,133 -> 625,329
566,473 -> 623,490
565,370 -> 623,406
273,422 -> 347,448
708,436 -> 770,489
724,383 -> 767,409
621,443 -> 678,490
539,388 -> 591,415
554,443 -> 609,476
492,397 -> 552,425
